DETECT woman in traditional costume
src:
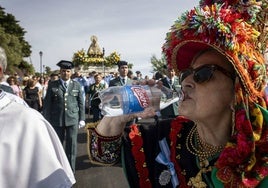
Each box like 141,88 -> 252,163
87,0 -> 268,187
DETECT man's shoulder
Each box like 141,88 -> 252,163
49,80 -> 60,86
4,91 -> 28,106
110,77 -> 119,82
0,84 -> 14,94
160,77 -> 168,82
160,77 -> 169,86
109,77 -> 120,85
71,79 -> 82,86
109,79 -> 115,86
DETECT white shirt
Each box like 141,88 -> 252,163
4,91 -> 28,106
0,90 -> 75,188
119,76 -> 128,86
60,79 -> 70,87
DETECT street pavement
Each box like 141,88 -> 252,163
73,116 -> 156,188
73,116 -> 129,188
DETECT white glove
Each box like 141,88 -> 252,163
78,120 -> 85,129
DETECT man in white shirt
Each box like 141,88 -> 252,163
0,46 -> 76,187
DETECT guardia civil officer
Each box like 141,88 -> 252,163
43,60 -> 85,172
109,61 -> 132,86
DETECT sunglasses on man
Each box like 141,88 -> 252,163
179,64 -> 235,85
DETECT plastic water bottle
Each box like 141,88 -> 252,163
98,85 -> 184,116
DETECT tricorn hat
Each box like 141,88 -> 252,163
117,60 -> 128,68
57,60 -> 74,69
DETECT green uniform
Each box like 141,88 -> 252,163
43,79 -> 85,171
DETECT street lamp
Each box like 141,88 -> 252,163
39,51 -> 43,77
102,47 -> 105,75
43,65 -> 46,75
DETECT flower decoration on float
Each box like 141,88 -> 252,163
105,51 -> 121,66
72,49 -> 86,66
72,49 -> 120,67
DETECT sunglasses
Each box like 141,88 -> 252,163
179,64 -> 234,84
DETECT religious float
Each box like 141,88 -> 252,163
72,35 -> 120,75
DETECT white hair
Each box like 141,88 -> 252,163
0,47 -> 7,71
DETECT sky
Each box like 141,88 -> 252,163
0,0 -> 199,77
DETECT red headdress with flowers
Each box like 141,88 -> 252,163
163,0 -> 268,187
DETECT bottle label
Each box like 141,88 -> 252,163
123,86 -> 150,114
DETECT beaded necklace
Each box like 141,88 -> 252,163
186,124 -> 224,187
186,125 -> 224,160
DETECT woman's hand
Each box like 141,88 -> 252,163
135,107 -> 156,119
96,107 -> 156,137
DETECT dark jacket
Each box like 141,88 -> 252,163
160,76 -> 180,118
122,117 -> 268,187
122,118 -> 196,188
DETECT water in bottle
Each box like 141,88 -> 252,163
98,85 -> 184,116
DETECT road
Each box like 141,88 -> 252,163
73,116 -> 129,188
73,112 -> 158,188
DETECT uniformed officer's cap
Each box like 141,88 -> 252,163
117,61 -> 128,68
57,60 -> 74,69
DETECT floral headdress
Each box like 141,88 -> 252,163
163,0 -> 268,187
163,0 -> 268,101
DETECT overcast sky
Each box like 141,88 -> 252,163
1,0 -> 199,77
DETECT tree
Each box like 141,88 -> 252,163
128,63 -> 133,69
150,54 -> 167,75
0,26 -> 22,71
0,6 -> 32,74
44,66 -> 52,76
18,60 -> 35,75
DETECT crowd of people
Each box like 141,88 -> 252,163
1,0 -> 268,187
0,63 -> 175,116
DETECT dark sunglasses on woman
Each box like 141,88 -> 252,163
179,64 -> 235,84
